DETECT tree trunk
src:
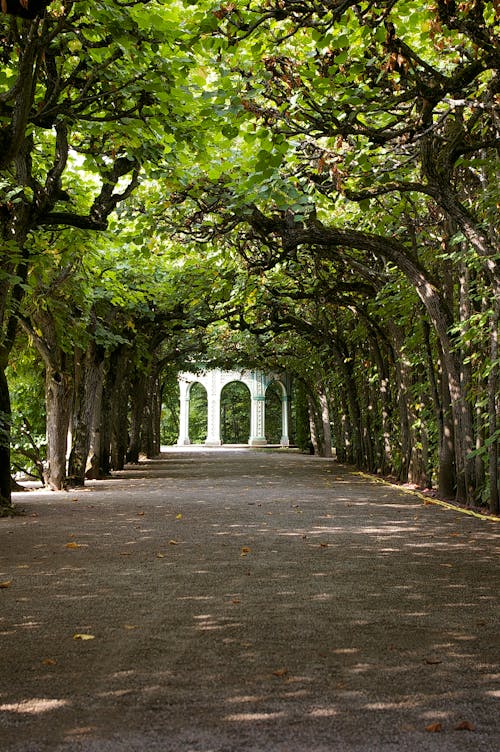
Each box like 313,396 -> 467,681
44,368 -> 72,490
390,328 -> 411,483
488,300 -> 499,514
458,264 -> 477,504
127,367 -> 147,464
438,359 -> 456,498
97,366 -> 113,478
109,347 -> 130,471
359,371 -> 375,472
67,341 -> 105,487
0,366 -> 14,514
318,384 -> 332,458
141,361 -> 162,458
307,394 -> 320,455
371,339 -> 394,476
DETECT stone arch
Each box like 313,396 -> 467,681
177,368 -> 290,447
187,381 -> 208,443
220,381 -> 251,444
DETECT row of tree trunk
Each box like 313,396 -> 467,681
302,302 -> 499,514
42,342 -> 162,491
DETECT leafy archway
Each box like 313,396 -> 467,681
220,382 -> 250,444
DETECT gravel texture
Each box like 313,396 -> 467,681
1,447 -> 499,751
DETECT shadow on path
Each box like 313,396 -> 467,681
1,448 -> 499,751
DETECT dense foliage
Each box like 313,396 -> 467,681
1,0 -> 498,514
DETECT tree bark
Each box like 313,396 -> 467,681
97,366 -> 113,478
109,347 -> 130,471
44,368 -> 72,490
127,367 -> 147,464
67,341 -> 105,487
318,384 -> 332,458
0,366 -> 14,514
488,300 -> 499,514
438,357 -> 456,498
307,394 -> 320,455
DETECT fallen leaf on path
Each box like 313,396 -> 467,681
272,668 -> 288,678
455,721 -> 475,731
232,598 -> 241,604
425,723 -> 442,732
137,511 -> 145,516
0,580 -> 12,588
42,658 -> 57,666
240,546 -> 251,556
319,542 -> 329,548
124,624 -> 139,630
176,513 -> 182,520
156,553 -> 165,558
424,658 -> 442,665
73,633 -> 95,641
169,539 -> 179,545
65,542 -> 83,549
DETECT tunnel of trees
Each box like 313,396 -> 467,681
0,0 -> 498,515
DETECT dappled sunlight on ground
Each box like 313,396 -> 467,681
1,450 -> 498,751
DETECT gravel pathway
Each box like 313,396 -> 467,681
1,447 -> 499,751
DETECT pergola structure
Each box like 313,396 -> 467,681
177,368 -> 290,447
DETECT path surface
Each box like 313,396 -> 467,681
1,448 -> 498,752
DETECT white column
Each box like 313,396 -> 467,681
177,380 -> 191,445
205,371 -> 222,445
249,370 -> 268,446
249,396 -> 267,446
280,394 -> 290,447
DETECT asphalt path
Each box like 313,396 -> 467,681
1,447 -> 499,751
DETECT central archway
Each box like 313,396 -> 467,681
220,382 -> 251,444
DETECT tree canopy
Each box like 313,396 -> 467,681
1,0 -> 498,514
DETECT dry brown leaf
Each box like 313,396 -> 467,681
124,624 -> 139,630
73,633 -> 95,641
455,721 -> 475,731
319,542 -> 329,548
425,722 -> 442,732
424,658 -> 442,665
272,668 -> 288,677
240,546 -> 251,556
65,542 -> 82,549
169,539 -> 179,545
0,580 -> 12,588
176,513 -> 182,520
156,552 -> 165,558
42,658 -> 57,666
